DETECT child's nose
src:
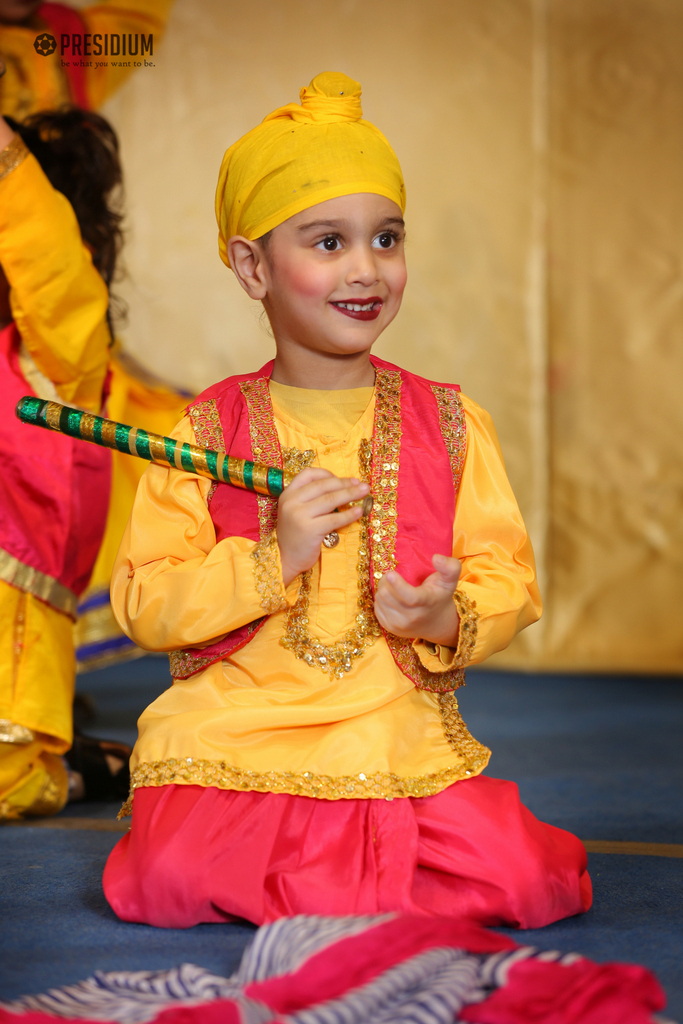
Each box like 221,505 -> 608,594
345,246 -> 379,287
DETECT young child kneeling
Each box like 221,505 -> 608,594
104,73 -> 592,929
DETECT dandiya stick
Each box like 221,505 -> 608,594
15,396 -> 373,514
15,395 -> 292,496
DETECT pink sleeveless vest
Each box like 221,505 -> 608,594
169,357 -> 469,692
0,323 -> 110,618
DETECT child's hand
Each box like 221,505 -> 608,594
277,468 -> 371,586
374,553 -> 463,646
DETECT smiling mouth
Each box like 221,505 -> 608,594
331,299 -> 383,321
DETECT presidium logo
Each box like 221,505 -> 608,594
33,31 -> 154,64
33,34 -> 57,56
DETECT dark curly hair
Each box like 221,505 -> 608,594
5,107 -> 126,335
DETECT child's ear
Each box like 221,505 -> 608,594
228,236 -> 268,299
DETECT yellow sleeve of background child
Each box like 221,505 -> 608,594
83,0 -> 174,109
0,145 -> 110,412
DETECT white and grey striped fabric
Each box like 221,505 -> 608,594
0,963 -> 266,1024
232,913 -> 394,985
1,915 -> 583,1024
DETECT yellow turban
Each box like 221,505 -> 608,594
215,72 -> 405,268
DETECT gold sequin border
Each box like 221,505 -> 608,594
251,530 -> 288,614
240,379 -> 281,539
0,719 -> 34,745
452,589 -> 479,668
118,750 -> 489,818
369,369 -> 401,585
168,617 -> 263,679
370,371 -> 468,693
0,546 -> 78,619
188,399 -> 224,506
0,135 -> 29,182
279,440 -> 381,679
171,388 -> 280,679
431,385 -> 467,494
281,447 -> 317,475
438,691 -> 491,769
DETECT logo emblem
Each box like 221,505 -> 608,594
33,34 -> 57,57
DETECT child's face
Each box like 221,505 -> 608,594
259,193 -> 407,360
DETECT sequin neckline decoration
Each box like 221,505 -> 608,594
279,440 -> 382,679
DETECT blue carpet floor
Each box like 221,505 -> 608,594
1,828 -> 254,999
0,658 -> 681,1020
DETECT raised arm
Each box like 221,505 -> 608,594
82,0 -> 174,108
0,115 -> 110,411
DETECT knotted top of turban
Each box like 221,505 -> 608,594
215,72 -> 405,268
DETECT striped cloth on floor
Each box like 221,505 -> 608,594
0,913 -> 671,1024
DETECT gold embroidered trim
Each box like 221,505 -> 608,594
431,385 -> 467,491
240,378 -> 280,540
168,618 -> 264,680
170,387 -> 280,679
279,440 -> 381,679
0,754 -> 69,820
189,399 -> 223,449
438,691 -> 491,771
18,343 -> 62,403
453,589 -> 479,667
251,530 -> 288,614
119,750 -> 488,817
0,135 -> 29,182
369,371 -> 466,694
281,446 -> 317,475
0,719 -> 34,745
25,756 -> 69,818
189,399 -> 224,506
0,546 -> 78,619
388,640 -> 467,694
369,369 -> 402,585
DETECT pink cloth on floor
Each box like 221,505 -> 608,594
0,915 -> 664,1024
103,774 -> 592,929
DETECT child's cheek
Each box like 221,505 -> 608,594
284,259 -> 336,300
391,262 -> 408,297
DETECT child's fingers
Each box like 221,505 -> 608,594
283,467 -> 336,493
431,553 -> 462,588
373,590 -> 414,635
305,484 -> 370,520
284,479 -> 369,523
317,505 -> 364,534
378,571 -> 422,607
287,474 -> 368,508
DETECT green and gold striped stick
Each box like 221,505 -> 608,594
15,396 -> 292,497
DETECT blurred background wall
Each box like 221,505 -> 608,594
98,0 -> 683,673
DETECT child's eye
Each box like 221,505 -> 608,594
316,236 -> 341,252
372,231 -> 398,250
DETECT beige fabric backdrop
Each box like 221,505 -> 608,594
99,0 -> 683,673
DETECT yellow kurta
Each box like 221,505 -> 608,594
112,382 -> 541,808
0,139 -> 110,818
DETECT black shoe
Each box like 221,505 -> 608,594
64,734 -> 132,801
